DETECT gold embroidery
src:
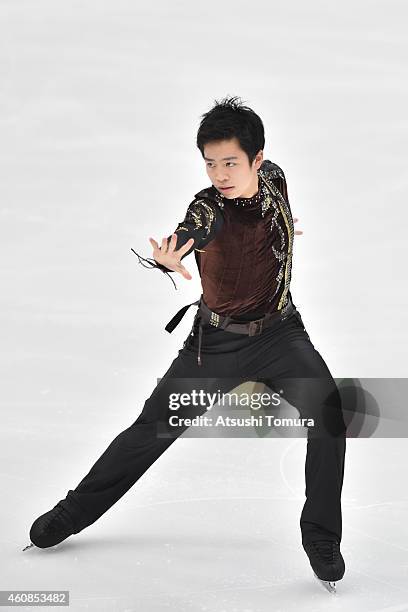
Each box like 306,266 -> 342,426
261,194 -> 272,216
182,198 -> 217,238
185,201 -> 204,230
200,200 -> 216,237
259,169 -> 294,311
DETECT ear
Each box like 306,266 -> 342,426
254,149 -> 264,169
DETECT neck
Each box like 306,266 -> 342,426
237,174 -> 259,199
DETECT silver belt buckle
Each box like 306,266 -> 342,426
248,318 -> 264,336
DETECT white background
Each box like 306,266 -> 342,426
1,1 -> 407,610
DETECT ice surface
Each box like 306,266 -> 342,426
1,0 -> 408,610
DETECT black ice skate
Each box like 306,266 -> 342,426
23,503 -> 76,550
302,539 -> 345,593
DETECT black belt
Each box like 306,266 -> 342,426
165,295 -> 296,366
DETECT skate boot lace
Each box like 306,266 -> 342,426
309,540 -> 340,565
43,504 -> 72,533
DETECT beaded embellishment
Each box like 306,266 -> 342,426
176,198 -> 217,239
213,179 -> 272,218
258,167 -> 294,313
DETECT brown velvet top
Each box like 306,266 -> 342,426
198,181 -> 288,319
137,160 -> 295,322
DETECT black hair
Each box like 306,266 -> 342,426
196,95 -> 265,166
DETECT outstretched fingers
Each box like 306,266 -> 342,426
176,236 -> 195,257
149,235 -> 172,254
161,235 -> 170,252
177,263 -> 192,281
166,233 -> 178,253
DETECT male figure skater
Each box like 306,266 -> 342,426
27,96 -> 347,592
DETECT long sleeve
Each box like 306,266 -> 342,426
273,166 -> 290,207
261,160 -> 291,207
131,197 -> 223,289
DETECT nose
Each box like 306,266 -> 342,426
214,171 -> 229,183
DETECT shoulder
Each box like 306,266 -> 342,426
182,192 -> 224,235
259,160 -> 290,204
259,159 -> 286,180
190,186 -> 225,215
193,185 -> 220,204
186,194 -> 220,217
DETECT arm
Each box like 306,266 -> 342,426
131,198 -> 223,289
269,163 -> 303,233
260,160 -> 303,236
261,160 -> 289,203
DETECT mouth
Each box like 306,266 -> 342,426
218,186 -> 234,192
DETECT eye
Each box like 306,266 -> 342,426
226,162 -> 236,167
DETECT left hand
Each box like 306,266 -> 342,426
293,217 -> 303,235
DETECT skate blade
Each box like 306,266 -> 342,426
22,543 -> 35,551
313,572 -> 336,593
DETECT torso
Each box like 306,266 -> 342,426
196,167 -> 294,319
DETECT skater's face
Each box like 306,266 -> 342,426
203,137 -> 263,199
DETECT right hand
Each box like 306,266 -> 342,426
148,234 -> 195,280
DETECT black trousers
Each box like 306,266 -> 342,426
58,307 -> 347,544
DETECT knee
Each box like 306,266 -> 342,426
322,386 -> 347,437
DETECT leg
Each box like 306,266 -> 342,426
59,361 -> 245,533
242,311 -> 347,587
244,311 -> 347,543
30,322 -> 247,544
